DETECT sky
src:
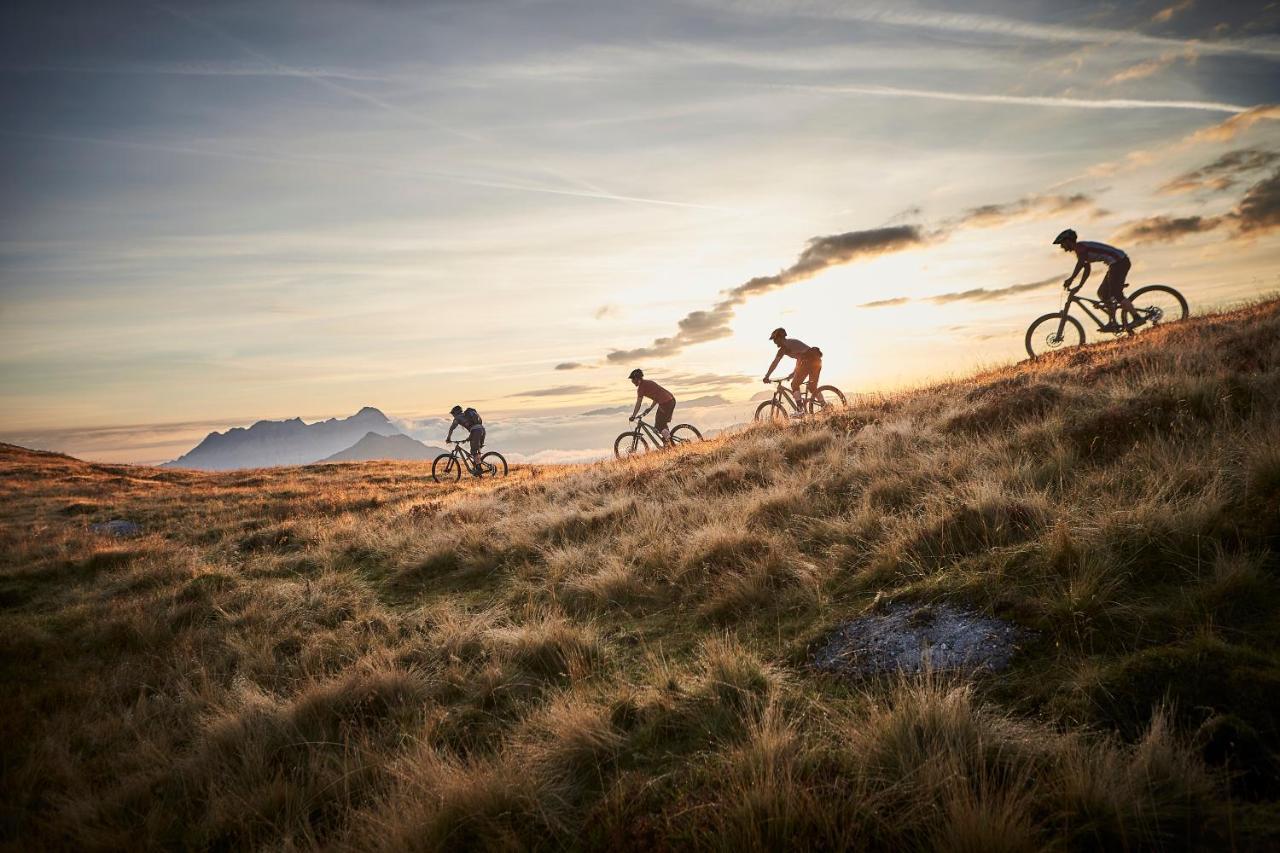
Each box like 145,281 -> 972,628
1,0 -> 1278,464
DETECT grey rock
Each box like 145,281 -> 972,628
91,519 -> 143,538
812,603 -> 1024,677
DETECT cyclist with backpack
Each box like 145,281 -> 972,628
1054,228 -> 1136,333
445,404 -> 485,471
628,369 -> 676,443
763,327 -> 823,403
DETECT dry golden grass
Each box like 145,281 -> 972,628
4,298 -> 1280,849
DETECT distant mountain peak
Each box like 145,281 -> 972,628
320,431 -> 445,463
164,406 -> 404,470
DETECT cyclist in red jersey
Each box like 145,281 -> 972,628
1054,228 -> 1136,333
628,369 -> 676,443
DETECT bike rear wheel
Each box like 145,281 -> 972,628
1025,312 -> 1085,358
479,451 -> 507,477
614,431 -> 650,459
808,385 -> 847,413
432,453 -> 461,483
1122,285 -> 1188,332
754,400 -> 789,423
668,424 -> 703,446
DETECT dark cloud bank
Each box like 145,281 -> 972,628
1117,167 -> 1280,244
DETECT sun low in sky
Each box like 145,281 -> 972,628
1,0 -> 1278,463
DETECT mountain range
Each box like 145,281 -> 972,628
320,432 -> 447,463
163,407 -> 436,470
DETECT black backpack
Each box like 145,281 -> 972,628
463,407 -> 483,427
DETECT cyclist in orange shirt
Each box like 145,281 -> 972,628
763,327 -> 823,403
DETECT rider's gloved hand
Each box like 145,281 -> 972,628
1063,279 -> 1074,290
762,377 -> 771,383
628,416 -> 636,421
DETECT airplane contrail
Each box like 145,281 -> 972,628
784,82 -> 1252,114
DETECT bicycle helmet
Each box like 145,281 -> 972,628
450,404 -> 463,415
1053,228 -> 1077,246
770,327 -> 786,342
628,368 -> 643,380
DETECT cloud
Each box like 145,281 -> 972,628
579,405 -> 631,417
860,278 -> 1056,309
662,371 -> 754,388
859,297 -> 912,308
606,225 -> 926,362
1235,169 -> 1280,234
1184,105 -> 1280,145
1105,48 -> 1197,86
1080,105 -> 1280,181
594,304 -> 620,320
927,277 -> 1058,304
155,5 -> 729,212
554,361 -> 587,371
1152,0 -> 1195,25
506,447 -> 612,464
1160,148 -> 1279,194
1113,215 -> 1226,244
509,384 -> 598,398
1114,168 -> 1280,244
704,1 -> 1280,58
952,193 -> 1098,229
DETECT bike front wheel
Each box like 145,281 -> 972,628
807,385 -> 847,414
754,400 -> 789,423
478,451 -> 508,477
1025,312 -> 1085,359
614,431 -> 650,459
432,453 -> 461,483
1123,285 -> 1188,332
668,424 -> 703,446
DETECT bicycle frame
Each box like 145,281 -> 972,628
445,440 -> 483,475
767,374 -> 809,413
629,414 -> 667,447
1062,288 -> 1114,331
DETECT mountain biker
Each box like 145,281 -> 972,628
628,369 -> 676,443
445,404 -> 485,470
1054,228 -> 1136,333
763,328 -> 823,404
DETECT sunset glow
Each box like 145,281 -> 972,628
2,0 -> 1278,463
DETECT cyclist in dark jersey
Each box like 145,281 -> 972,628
628,369 -> 676,443
446,405 -> 485,470
1054,228 -> 1135,332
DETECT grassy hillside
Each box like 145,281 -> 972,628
3,299 -> 1280,850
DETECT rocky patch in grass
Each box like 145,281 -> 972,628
813,603 -> 1025,677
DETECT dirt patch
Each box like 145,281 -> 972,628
812,603 -> 1025,677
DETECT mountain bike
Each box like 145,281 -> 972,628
1025,282 -> 1188,358
432,440 -> 508,483
754,374 -> 847,423
614,412 -> 703,459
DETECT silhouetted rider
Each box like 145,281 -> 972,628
446,404 -> 485,469
1055,228 -> 1135,333
763,327 -> 822,402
